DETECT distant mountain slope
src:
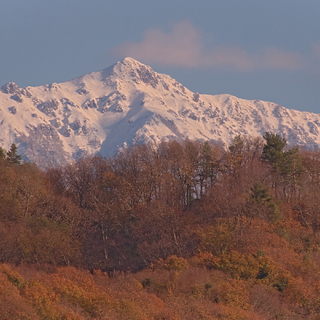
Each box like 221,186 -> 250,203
0,57 -> 319,167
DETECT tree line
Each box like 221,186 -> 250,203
0,133 -> 316,270
3,133 -> 320,318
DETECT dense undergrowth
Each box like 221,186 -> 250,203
2,134 -> 320,319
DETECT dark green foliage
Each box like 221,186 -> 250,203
254,249 -> 266,258
250,182 -> 283,221
262,132 -> 286,164
205,282 -> 213,290
274,277 -> 289,292
0,147 -> 6,160
141,277 -> 155,288
251,182 -> 272,204
229,134 -> 244,156
6,143 -> 22,165
262,133 -> 304,179
199,141 -> 219,194
280,147 -> 304,181
262,133 -> 304,201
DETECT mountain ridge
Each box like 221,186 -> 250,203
0,57 -> 319,167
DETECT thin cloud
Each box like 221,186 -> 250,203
113,22 -> 202,68
112,21 -> 306,71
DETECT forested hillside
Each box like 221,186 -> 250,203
2,134 -> 320,319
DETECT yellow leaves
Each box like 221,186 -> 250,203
120,299 -> 150,320
198,220 -> 235,255
189,252 -> 216,268
46,267 -> 117,318
1,261 -> 317,320
0,265 -> 114,319
214,251 -> 260,280
190,248 -> 295,296
0,263 -> 25,289
218,279 -> 251,310
133,279 -> 144,290
0,273 -> 39,320
23,280 -> 61,320
191,251 -> 262,280
156,255 -> 189,271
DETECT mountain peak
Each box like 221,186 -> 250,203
112,57 -> 160,88
1,58 -> 320,168
119,57 -> 152,69
114,57 -> 149,72
121,57 -> 142,65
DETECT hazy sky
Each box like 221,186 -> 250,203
1,0 -> 320,113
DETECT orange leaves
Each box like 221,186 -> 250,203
155,255 -> 189,272
0,272 -> 39,320
2,260 -> 319,320
22,280 -> 61,319
0,263 -> 25,289
5,140 -> 320,318
218,279 -> 251,310
198,219 -> 236,255
44,267 -> 117,318
213,251 -> 260,280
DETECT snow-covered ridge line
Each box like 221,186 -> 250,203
0,57 -> 319,168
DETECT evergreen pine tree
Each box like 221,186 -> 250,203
0,147 -> 6,160
6,143 -> 22,165
262,132 -> 304,200
229,135 -> 244,156
261,132 -> 286,165
251,181 -> 272,204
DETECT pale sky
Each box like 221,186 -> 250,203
1,0 -> 320,113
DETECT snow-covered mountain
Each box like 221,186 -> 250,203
1,57 -> 320,167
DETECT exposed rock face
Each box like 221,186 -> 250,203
1,82 -> 20,94
136,65 -> 159,88
17,124 -> 68,167
11,93 -> 23,103
0,57 -> 320,168
8,106 -> 17,114
37,99 -> 60,117
83,99 -> 98,110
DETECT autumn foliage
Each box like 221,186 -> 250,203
2,134 -> 320,318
